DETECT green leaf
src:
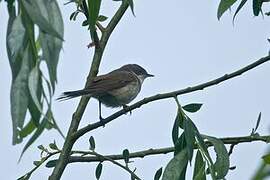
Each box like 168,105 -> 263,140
33,160 -> 41,166
7,14 -> 26,64
21,0 -> 63,40
154,167 -> 163,180
11,46 -> 31,145
28,81 -> 42,126
193,151 -> 206,180
19,120 -> 37,139
251,112 -> 262,135
253,0 -> 263,16
217,0 -> 238,20
19,109 -> 51,160
126,0 -> 135,16
37,0 -> 64,91
46,160 -> 57,168
49,141 -> 59,150
89,136 -> 96,150
203,135 -> 230,179
87,0 -> 102,39
233,0 -> 248,22
28,64 -> 43,113
262,153 -> 270,164
70,11 -> 79,21
82,20 -> 89,26
183,118 -> 196,162
162,148 -> 188,180
97,15 -> 108,22
174,133 -> 186,155
172,110 -> 180,145
182,103 -> 203,113
123,149 -> 130,164
194,131 -> 216,180
95,163 -> 103,179
37,145 -> 46,151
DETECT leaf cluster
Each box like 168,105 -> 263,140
5,0 -> 64,157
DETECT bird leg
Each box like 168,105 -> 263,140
123,104 -> 132,115
99,100 -> 105,127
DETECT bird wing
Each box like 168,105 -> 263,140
85,71 -> 137,95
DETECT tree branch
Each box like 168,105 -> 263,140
74,55 -> 270,139
49,2 -> 129,179
68,135 -> 270,163
90,151 -> 141,180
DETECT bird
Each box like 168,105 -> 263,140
57,64 -> 154,121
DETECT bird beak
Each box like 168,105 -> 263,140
146,73 -> 154,77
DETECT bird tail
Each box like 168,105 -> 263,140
57,89 -> 91,101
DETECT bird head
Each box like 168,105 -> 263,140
119,64 -> 154,83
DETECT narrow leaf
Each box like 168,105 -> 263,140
193,151 -> 206,180
183,118 -> 196,162
126,0 -> 135,16
253,0 -> 263,16
217,0 -> 238,20
194,131 -> 216,180
172,110 -> 180,145
89,136 -> 96,150
174,133 -> 186,155
7,14 -> 26,63
233,0 -> 248,22
19,109 -> 51,160
19,120 -> 36,139
123,149 -> 130,164
49,141 -> 58,150
21,0 -> 63,40
95,163 -> 103,179
162,148 -> 188,180
254,112 -> 262,133
46,160 -> 57,168
28,64 -> 43,113
182,103 -> 203,113
38,0 -> 64,91
203,135 -> 230,179
37,145 -> 46,151
154,167 -> 163,180
33,161 -> 41,166
97,15 -> 108,22
11,46 -> 31,144
87,0 -> 102,39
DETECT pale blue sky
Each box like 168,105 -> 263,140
1,1 -> 270,179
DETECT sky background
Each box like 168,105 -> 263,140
1,0 -> 270,179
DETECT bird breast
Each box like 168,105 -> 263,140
109,80 -> 141,105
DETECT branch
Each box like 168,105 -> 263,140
69,135 -> 270,163
49,2 -> 129,179
74,55 -> 270,139
90,151 -> 141,180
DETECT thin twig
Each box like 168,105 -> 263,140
68,135 -> 270,163
74,55 -> 270,139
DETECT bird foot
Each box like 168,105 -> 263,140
123,105 -> 132,115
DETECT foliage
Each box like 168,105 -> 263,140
217,0 -> 270,21
5,0 -> 64,157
